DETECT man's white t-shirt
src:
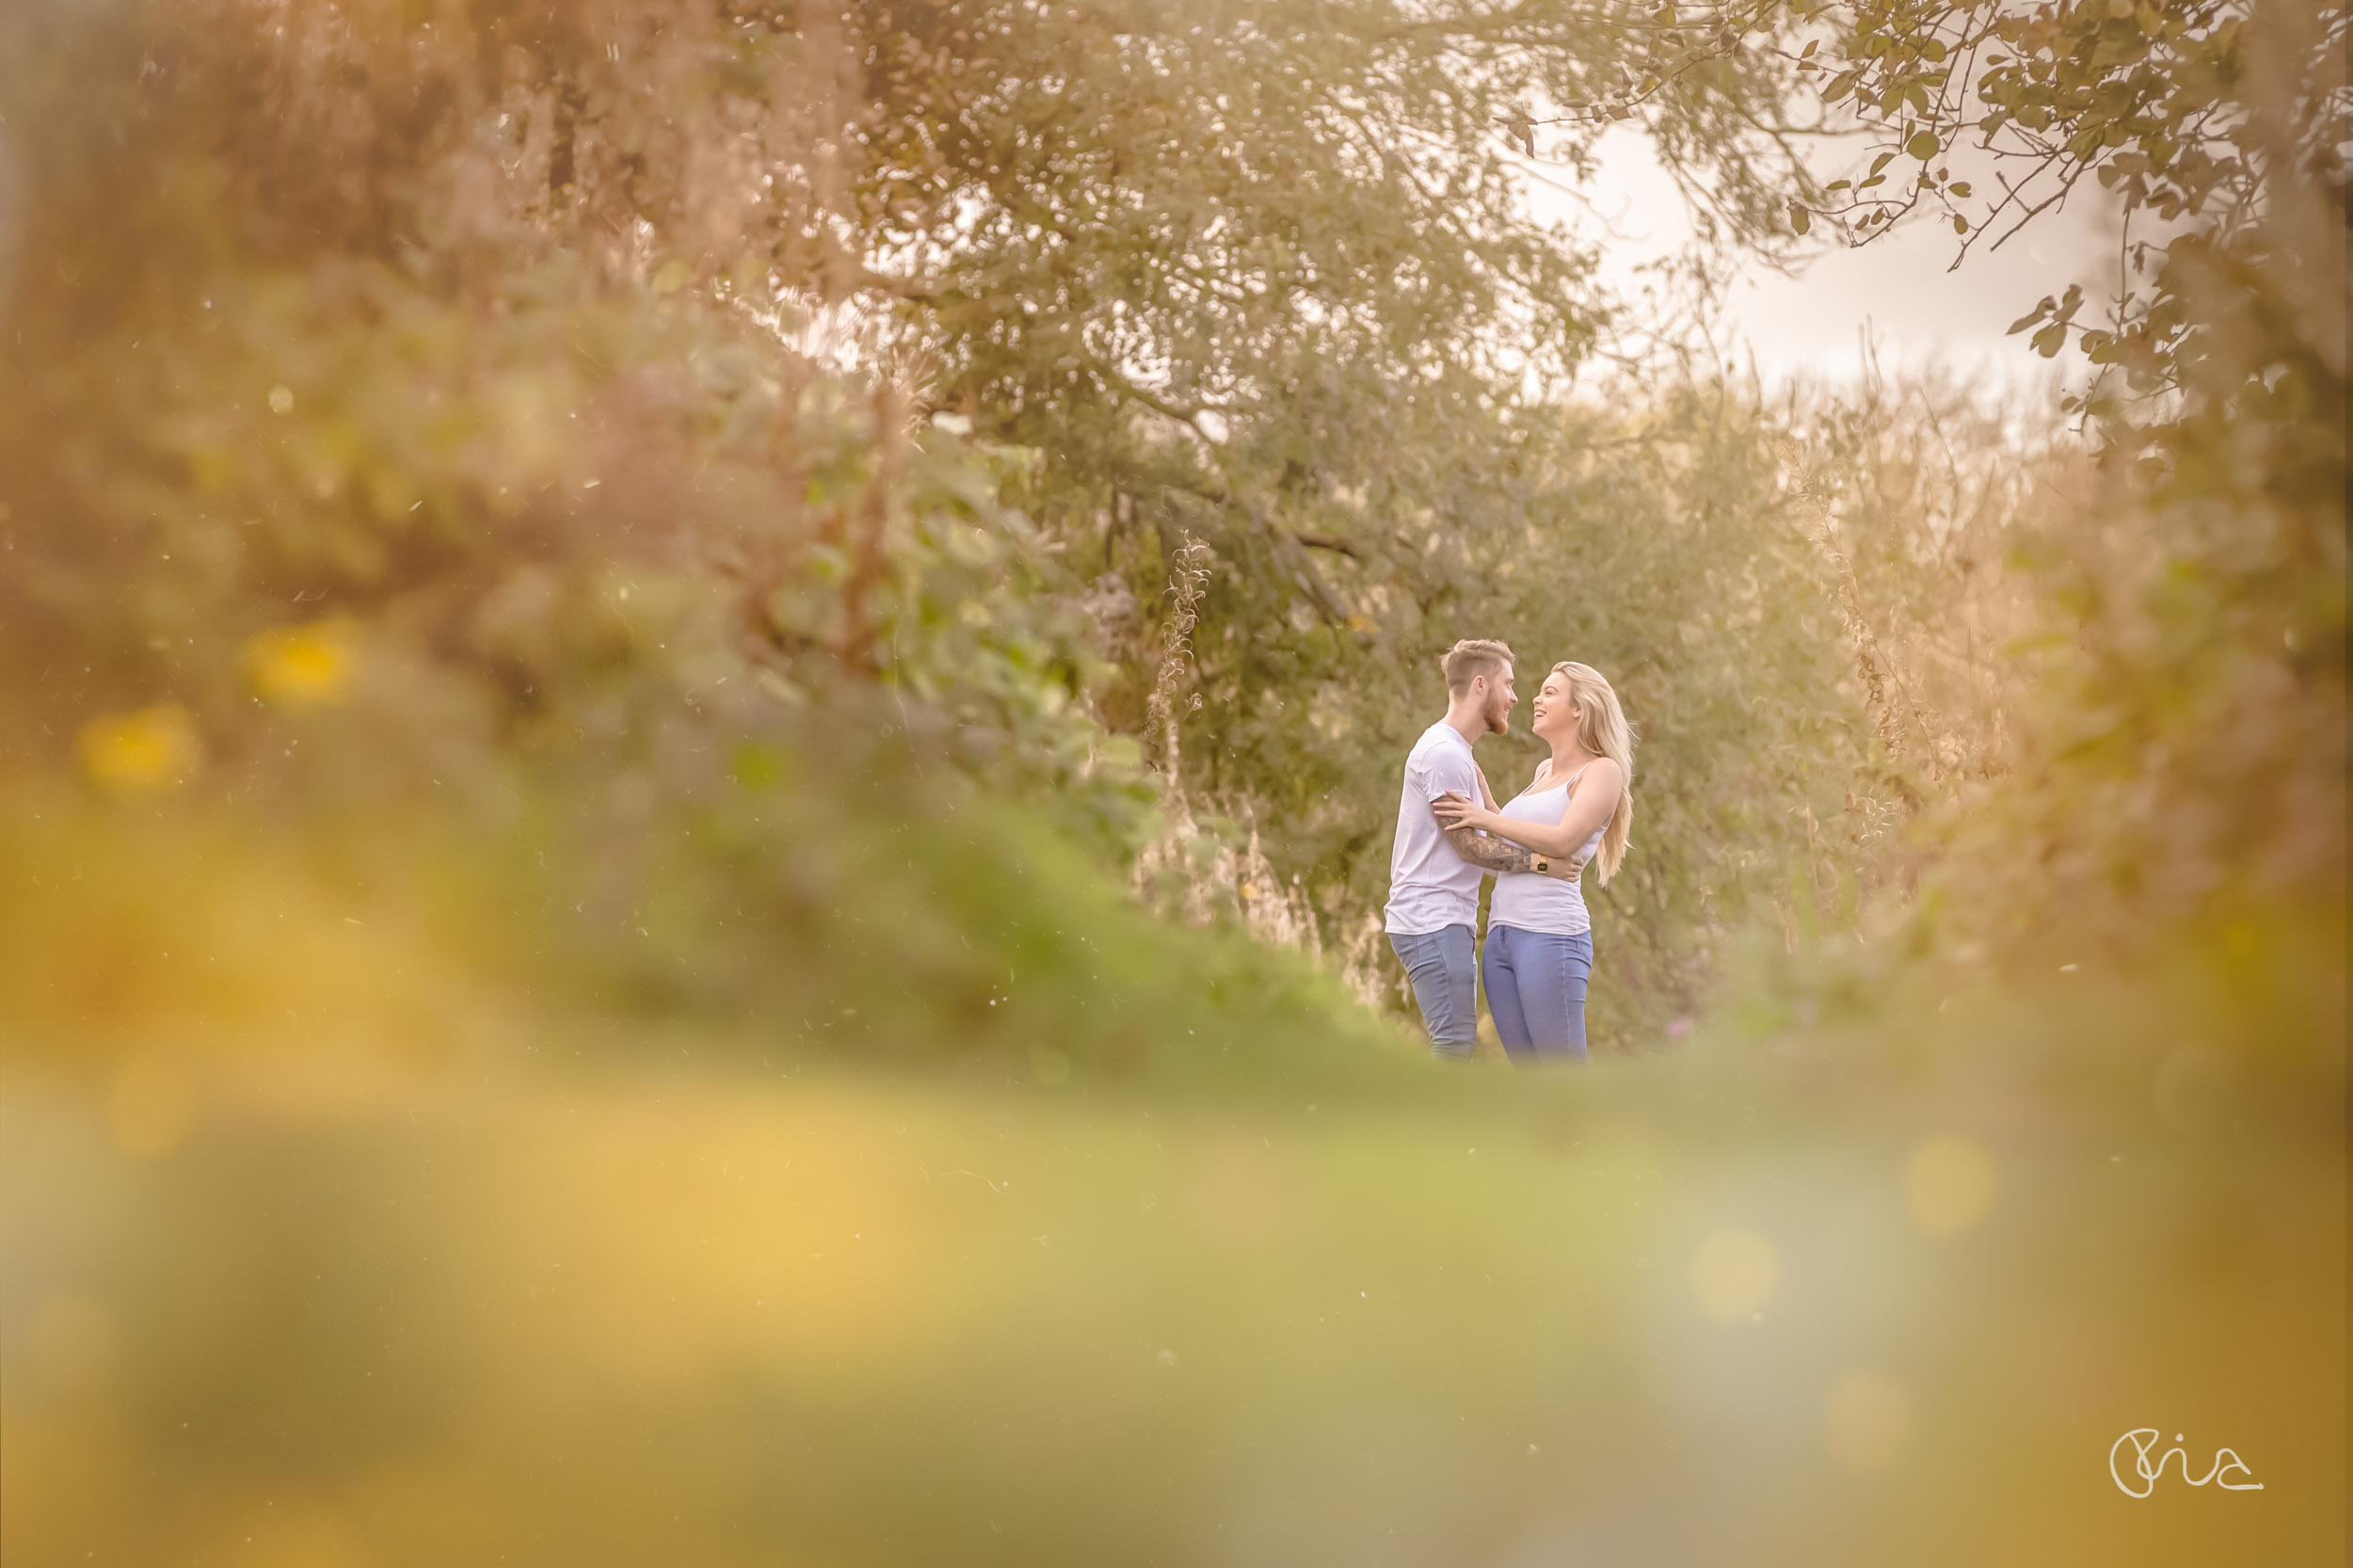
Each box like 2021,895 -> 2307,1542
1384,722 -> 1484,935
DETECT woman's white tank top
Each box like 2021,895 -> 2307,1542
1487,765 -> 1606,937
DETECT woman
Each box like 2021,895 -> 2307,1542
1433,661 -> 1635,1061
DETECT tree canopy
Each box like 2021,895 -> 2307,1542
1,0 -> 2339,1040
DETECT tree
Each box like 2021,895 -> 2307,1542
1799,0 -> 2348,953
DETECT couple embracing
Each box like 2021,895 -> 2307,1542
1384,640 -> 1636,1061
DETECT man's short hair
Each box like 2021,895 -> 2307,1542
1441,638 -> 1514,696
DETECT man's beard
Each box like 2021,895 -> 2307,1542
1486,697 -> 1513,734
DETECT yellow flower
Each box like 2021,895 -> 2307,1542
78,704 -> 201,792
243,618 -> 355,706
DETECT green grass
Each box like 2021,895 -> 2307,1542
3,996 -> 2341,1568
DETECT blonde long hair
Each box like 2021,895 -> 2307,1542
1556,661 -> 1636,883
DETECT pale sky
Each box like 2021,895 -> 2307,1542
1533,128 -> 2126,397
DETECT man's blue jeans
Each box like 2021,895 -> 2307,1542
1389,925 -> 1479,1059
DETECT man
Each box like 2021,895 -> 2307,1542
1385,639 -> 1585,1057
1383,639 -> 1517,1059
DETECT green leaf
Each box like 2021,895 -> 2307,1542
1907,131 -> 1941,160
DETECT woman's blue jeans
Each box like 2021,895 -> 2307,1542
1481,924 -> 1593,1061
1388,925 -> 1478,1060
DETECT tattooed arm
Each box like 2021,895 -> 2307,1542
1442,820 -> 1583,881
1433,759 -> 1623,859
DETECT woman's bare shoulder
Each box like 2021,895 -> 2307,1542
1573,756 -> 1625,792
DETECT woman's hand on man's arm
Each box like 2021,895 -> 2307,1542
1435,759 -> 1620,858
1433,793 -> 1583,882
1431,790 -> 1497,835
1442,820 -> 1582,880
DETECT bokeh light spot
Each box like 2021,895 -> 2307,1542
2153,1044 -> 2239,1135
1824,1368 -> 1916,1472
26,1291 -> 120,1393
1904,1135 -> 1996,1237
107,1056 -> 196,1159
1028,1042 -> 1072,1086
1690,1228 -> 1777,1321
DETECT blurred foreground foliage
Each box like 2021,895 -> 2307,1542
1,900 -> 2343,1566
